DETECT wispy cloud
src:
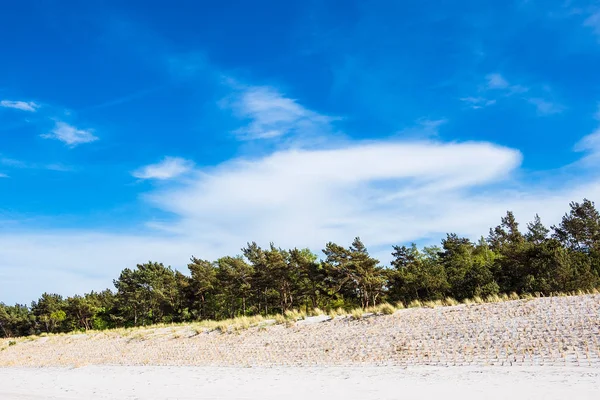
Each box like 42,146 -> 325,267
0,156 -> 27,168
1,155 -> 72,172
0,173 -> 8,178
485,73 -> 529,94
41,121 -> 98,147
81,87 -> 163,112
44,164 -> 73,172
148,141 -> 523,242
528,98 -> 565,115
460,97 -> 497,109
460,73 -> 529,111
398,118 -> 448,137
486,73 -> 510,89
132,157 -> 194,180
575,106 -> 600,156
576,128 -> 600,154
464,73 -> 561,115
0,100 -> 40,112
222,85 -> 338,140
584,11 -> 600,38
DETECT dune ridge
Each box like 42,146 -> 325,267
1,294 -> 599,368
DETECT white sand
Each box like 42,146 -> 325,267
3,295 -> 599,368
1,366 -> 599,400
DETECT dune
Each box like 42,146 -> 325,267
2,294 -> 599,367
1,294 -> 599,399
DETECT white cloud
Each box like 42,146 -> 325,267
0,88 -> 597,305
222,85 -> 337,140
574,107 -> 600,156
418,119 -> 447,131
584,11 -> 600,38
132,157 -> 194,180
3,137 -> 600,304
528,98 -> 564,115
145,141 -> 522,245
573,107 -> 600,168
0,173 -> 8,178
485,73 -> 529,94
575,129 -> 600,153
0,157 -> 26,168
486,73 -> 510,89
460,97 -> 497,109
0,100 -> 40,112
41,121 -> 98,147
0,156 -> 72,172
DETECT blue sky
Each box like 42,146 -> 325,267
2,0 -> 600,304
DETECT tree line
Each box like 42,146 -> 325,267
1,199 -> 600,338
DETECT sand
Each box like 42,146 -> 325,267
1,295 -> 599,399
2,294 -> 599,367
1,365 -> 599,400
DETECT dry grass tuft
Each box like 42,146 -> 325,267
485,294 -> 502,303
309,308 -> 325,317
378,303 -> 396,315
284,309 -> 306,322
327,307 -> 347,319
443,297 -> 459,307
350,308 -> 364,320
423,300 -> 443,308
408,299 -> 423,308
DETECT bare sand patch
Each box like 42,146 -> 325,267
0,365 -> 599,400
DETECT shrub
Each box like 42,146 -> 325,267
379,303 -> 396,315
215,322 -> 229,333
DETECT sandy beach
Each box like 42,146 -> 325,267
1,365 -> 599,400
1,295 -> 599,399
2,294 -> 599,368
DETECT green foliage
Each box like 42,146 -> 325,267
323,237 -> 386,308
216,256 -> 254,318
113,262 -> 182,326
31,293 -> 67,333
187,257 -> 218,320
0,303 -> 35,338
2,198 -> 600,339
552,199 -> 600,252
